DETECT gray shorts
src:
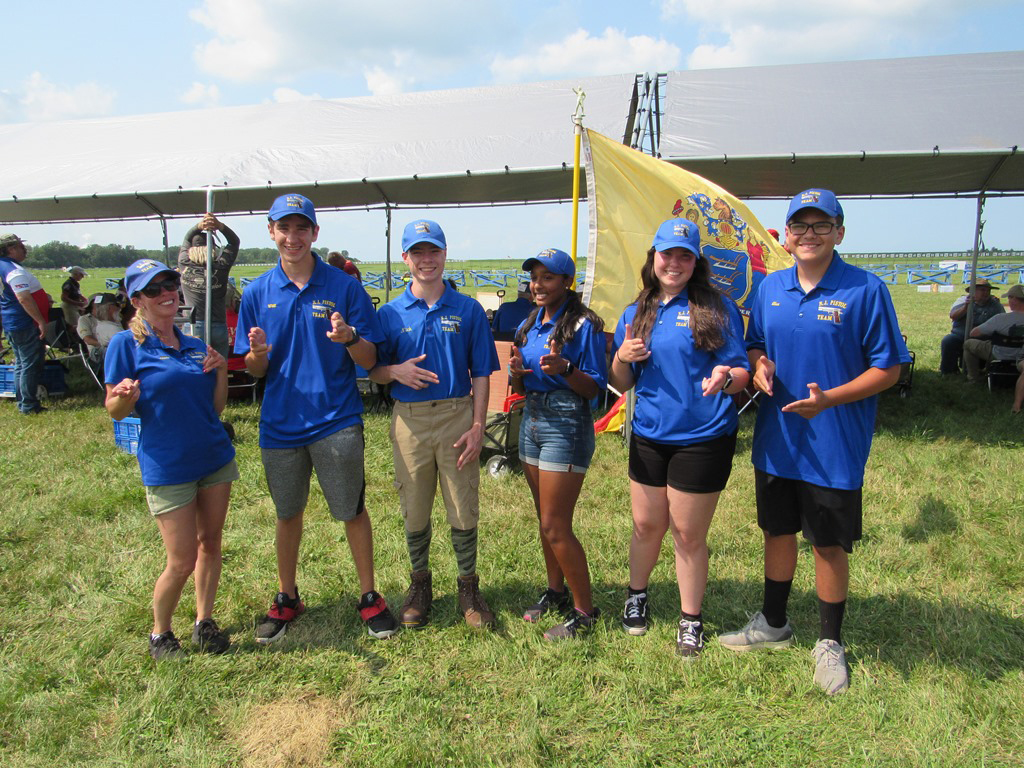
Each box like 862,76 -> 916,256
145,459 -> 239,516
260,424 -> 365,522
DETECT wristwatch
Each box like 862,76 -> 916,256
344,327 -> 361,347
721,371 -> 734,393
563,360 -> 575,377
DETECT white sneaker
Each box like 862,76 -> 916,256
812,639 -> 849,695
718,611 -> 794,652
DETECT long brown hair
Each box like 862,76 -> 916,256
630,247 -> 727,351
514,288 -> 604,349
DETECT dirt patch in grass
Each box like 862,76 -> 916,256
236,691 -> 356,768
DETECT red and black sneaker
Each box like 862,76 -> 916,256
255,589 -> 306,644
357,590 -> 399,639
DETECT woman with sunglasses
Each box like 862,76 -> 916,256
508,248 -> 607,640
105,259 -> 237,661
610,220 -> 749,659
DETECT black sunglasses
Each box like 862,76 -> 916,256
137,276 -> 180,299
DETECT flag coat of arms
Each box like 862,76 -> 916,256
581,129 -> 792,327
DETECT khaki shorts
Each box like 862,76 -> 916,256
145,459 -> 239,516
390,396 -> 480,532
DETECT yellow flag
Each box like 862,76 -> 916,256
582,129 -> 792,327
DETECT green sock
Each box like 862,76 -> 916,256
406,526 -> 431,572
450,526 -> 478,577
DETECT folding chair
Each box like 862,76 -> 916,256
987,327 -> 1024,391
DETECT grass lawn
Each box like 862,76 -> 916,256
0,280 -> 1021,766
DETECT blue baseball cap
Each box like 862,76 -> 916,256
522,248 -> 575,278
786,188 -> 843,222
125,259 -> 178,297
652,219 -> 701,257
268,193 -> 318,226
402,219 -> 447,250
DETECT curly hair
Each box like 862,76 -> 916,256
514,288 -> 604,349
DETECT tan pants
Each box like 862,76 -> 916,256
963,339 -> 993,382
390,396 -> 479,532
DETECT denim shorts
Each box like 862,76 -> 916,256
519,390 -> 595,473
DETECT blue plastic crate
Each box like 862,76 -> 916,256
113,417 -> 141,455
0,362 -> 68,398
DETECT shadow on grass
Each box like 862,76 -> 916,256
902,494 -> 959,541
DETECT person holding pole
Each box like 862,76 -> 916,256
105,259 -> 236,660
235,193 -> 398,643
509,248 -> 607,640
178,213 -> 240,357
609,220 -> 749,659
370,219 -> 500,630
718,189 -> 910,694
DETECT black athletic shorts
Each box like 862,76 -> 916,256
754,469 -> 862,553
628,431 -> 737,493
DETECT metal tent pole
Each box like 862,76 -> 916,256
964,194 -> 985,339
384,205 -> 392,302
204,187 -> 215,347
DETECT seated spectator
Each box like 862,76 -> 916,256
964,284 -> 1024,383
491,280 -> 534,340
77,293 -> 123,364
941,279 -> 1003,374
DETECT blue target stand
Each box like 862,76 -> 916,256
862,265 -> 898,284
963,264 -> 1024,284
362,272 -> 386,290
470,270 -> 512,288
906,267 -> 955,285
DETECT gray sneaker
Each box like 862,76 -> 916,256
812,639 -> 849,695
718,611 -> 794,652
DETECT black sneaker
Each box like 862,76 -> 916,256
149,630 -> 183,661
255,589 -> 306,645
523,587 -> 572,623
676,617 -> 706,660
192,618 -> 230,654
543,607 -> 601,641
621,590 -> 649,636
357,590 -> 399,639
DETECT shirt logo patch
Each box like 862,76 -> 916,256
675,309 -> 690,328
771,301 -> 781,306
311,299 -> 335,319
440,315 -> 462,333
267,303 -> 277,309
817,299 -> 846,324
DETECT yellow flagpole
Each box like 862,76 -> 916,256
569,88 -> 585,288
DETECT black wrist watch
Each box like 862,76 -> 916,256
344,327 -> 361,348
563,360 -> 575,377
721,371 -> 734,393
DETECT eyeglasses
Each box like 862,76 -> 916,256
787,221 -> 839,236
137,277 -> 180,298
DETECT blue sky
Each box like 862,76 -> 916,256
2,0 -> 1022,259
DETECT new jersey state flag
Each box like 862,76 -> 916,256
581,129 -> 792,326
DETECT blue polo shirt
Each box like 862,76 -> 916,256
491,297 -> 534,336
376,285 -> 499,402
0,257 -> 32,332
518,302 -> 608,394
234,255 -> 383,448
745,253 -> 911,490
105,328 -> 235,486
612,291 -> 747,445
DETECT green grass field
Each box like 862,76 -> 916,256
0,279 -> 1021,766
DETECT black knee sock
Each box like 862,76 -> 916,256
450,526 -> 478,578
681,610 -> 703,623
762,577 -> 793,628
818,598 -> 846,644
406,526 -> 431,572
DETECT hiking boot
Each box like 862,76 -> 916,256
676,617 -> 706,660
523,587 -> 572,623
718,611 -> 794,652
543,607 -> 600,640
457,574 -> 495,630
812,639 -> 850,695
358,590 -> 399,639
255,589 -> 306,645
192,618 -> 230,654
621,590 -> 649,636
149,630 -> 183,661
400,570 -> 433,629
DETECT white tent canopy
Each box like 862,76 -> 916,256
0,51 -> 1020,227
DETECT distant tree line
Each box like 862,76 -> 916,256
24,241 -> 336,269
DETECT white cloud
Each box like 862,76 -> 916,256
491,28 -> 682,82
666,0 -> 967,69
18,72 -> 116,122
363,67 -> 411,97
271,87 -> 323,102
181,82 -> 222,107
